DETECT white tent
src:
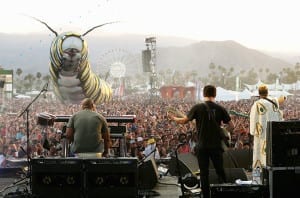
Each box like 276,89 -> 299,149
269,90 -> 293,98
201,86 -> 292,101
237,88 -> 254,100
15,94 -> 31,99
216,87 -> 237,101
245,80 -> 300,91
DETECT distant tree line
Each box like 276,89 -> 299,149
13,62 -> 300,94
156,62 -> 300,91
14,68 -> 51,94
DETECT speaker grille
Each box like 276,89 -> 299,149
267,120 -> 300,166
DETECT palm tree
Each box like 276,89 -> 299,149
23,74 -> 36,91
15,68 -> 23,93
35,72 -> 43,90
36,72 -> 42,80
16,68 -> 23,78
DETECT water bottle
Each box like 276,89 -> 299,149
252,167 -> 261,184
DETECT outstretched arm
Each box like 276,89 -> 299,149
167,107 -> 189,124
168,114 -> 189,124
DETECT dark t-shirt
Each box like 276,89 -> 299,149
187,101 -> 231,149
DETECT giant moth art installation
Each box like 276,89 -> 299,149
33,17 -> 115,104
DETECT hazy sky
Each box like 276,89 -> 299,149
1,0 -> 300,53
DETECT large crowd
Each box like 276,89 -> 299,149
0,93 -> 298,167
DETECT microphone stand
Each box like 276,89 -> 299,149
137,144 -> 157,166
17,82 -> 48,192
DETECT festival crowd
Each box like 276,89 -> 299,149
0,93 -> 298,167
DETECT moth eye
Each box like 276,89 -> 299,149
62,36 -> 83,51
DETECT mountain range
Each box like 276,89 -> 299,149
0,33 -> 295,76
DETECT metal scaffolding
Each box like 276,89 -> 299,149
145,37 -> 158,100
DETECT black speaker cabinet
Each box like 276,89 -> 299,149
138,157 -> 159,190
266,166 -> 300,198
31,158 -> 83,198
267,120 -> 300,167
85,158 -> 138,198
210,184 -> 268,198
31,157 -> 138,198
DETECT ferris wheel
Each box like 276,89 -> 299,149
96,48 -> 141,85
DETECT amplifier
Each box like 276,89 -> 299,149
266,166 -> 300,198
31,158 -> 83,198
85,158 -> 138,198
266,120 -> 300,166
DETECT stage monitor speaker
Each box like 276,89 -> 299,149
85,158 -> 138,198
267,166 -> 300,198
142,49 -> 151,72
31,158 -> 83,198
168,153 -> 199,176
168,151 -> 252,177
223,149 -> 253,170
209,168 -> 248,184
267,120 -> 300,166
138,157 -> 159,190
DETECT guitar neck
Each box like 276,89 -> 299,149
228,110 -> 249,118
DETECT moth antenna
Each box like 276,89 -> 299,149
81,21 -> 119,37
24,14 -> 58,36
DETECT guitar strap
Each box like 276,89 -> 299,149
262,97 -> 278,109
203,101 -> 215,121
203,102 -> 223,133
203,102 -> 230,148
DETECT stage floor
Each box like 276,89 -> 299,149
0,167 -> 257,198
1,175 -> 271,198
0,175 -> 196,198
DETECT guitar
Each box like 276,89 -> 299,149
228,110 -> 249,118
220,127 -> 231,150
